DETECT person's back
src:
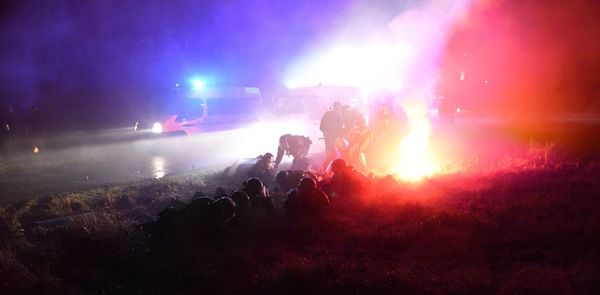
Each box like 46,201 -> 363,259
285,177 -> 329,219
321,102 -> 346,172
320,110 -> 344,139
276,170 -> 305,193
242,177 -> 274,212
323,159 -> 368,202
275,134 -> 312,169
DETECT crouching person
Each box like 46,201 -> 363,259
242,177 -> 274,212
322,158 -> 370,205
285,177 -> 330,220
206,197 -> 237,230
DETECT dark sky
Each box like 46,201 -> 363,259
0,0 -> 413,110
1,0 -> 599,121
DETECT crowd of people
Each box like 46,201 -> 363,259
153,101 -> 402,235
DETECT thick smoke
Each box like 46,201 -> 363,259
438,0 -> 600,119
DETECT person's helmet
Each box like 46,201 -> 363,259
330,158 -> 349,174
263,153 -> 274,161
276,170 -> 289,186
298,177 -> 317,191
230,190 -> 251,216
332,101 -> 342,111
243,177 -> 264,196
191,195 -> 214,207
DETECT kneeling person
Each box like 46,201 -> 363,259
285,177 -> 330,219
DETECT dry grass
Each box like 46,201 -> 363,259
2,131 -> 600,294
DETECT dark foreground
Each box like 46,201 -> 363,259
2,123 -> 600,294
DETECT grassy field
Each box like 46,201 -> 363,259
2,123 -> 600,294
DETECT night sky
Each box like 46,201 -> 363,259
0,1 -> 408,108
0,0 -> 599,127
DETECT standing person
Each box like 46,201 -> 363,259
275,134 -> 312,170
341,106 -> 370,172
320,101 -> 345,172
346,119 -> 371,172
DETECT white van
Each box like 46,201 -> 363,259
154,87 -> 262,136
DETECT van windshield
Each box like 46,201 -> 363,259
206,97 -> 258,116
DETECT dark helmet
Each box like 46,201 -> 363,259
191,196 -> 214,207
331,158 -> 349,174
230,190 -> 251,216
243,177 -> 264,196
188,196 -> 214,219
263,152 -> 274,160
298,177 -> 317,191
276,170 -> 289,186
332,101 -> 342,111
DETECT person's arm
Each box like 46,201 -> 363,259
275,144 -> 284,168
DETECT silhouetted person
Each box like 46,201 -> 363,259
322,158 -> 369,203
242,177 -> 274,212
276,170 -> 305,193
320,101 -> 345,172
285,177 -> 330,219
345,117 -> 371,172
248,152 -> 276,183
275,134 -> 312,170
230,189 -> 251,219
207,197 -> 237,229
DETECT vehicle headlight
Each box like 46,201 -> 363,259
151,122 -> 163,134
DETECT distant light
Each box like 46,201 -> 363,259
151,122 -> 163,134
33,146 -> 39,153
152,157 -> 166,179
175,83 -> 180,88
190,78 -> 205,91
484,80 -> 488,84
460,69 -> 465,81
456,107 -> 461,113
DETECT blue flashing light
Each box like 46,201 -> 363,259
190,78 -> 205,91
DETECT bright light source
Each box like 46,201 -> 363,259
33,146 -> 39,153
394,100 -> 438,181
190,78 -> 205,91
151,122 -> 163,134
283,40 -> 414,94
